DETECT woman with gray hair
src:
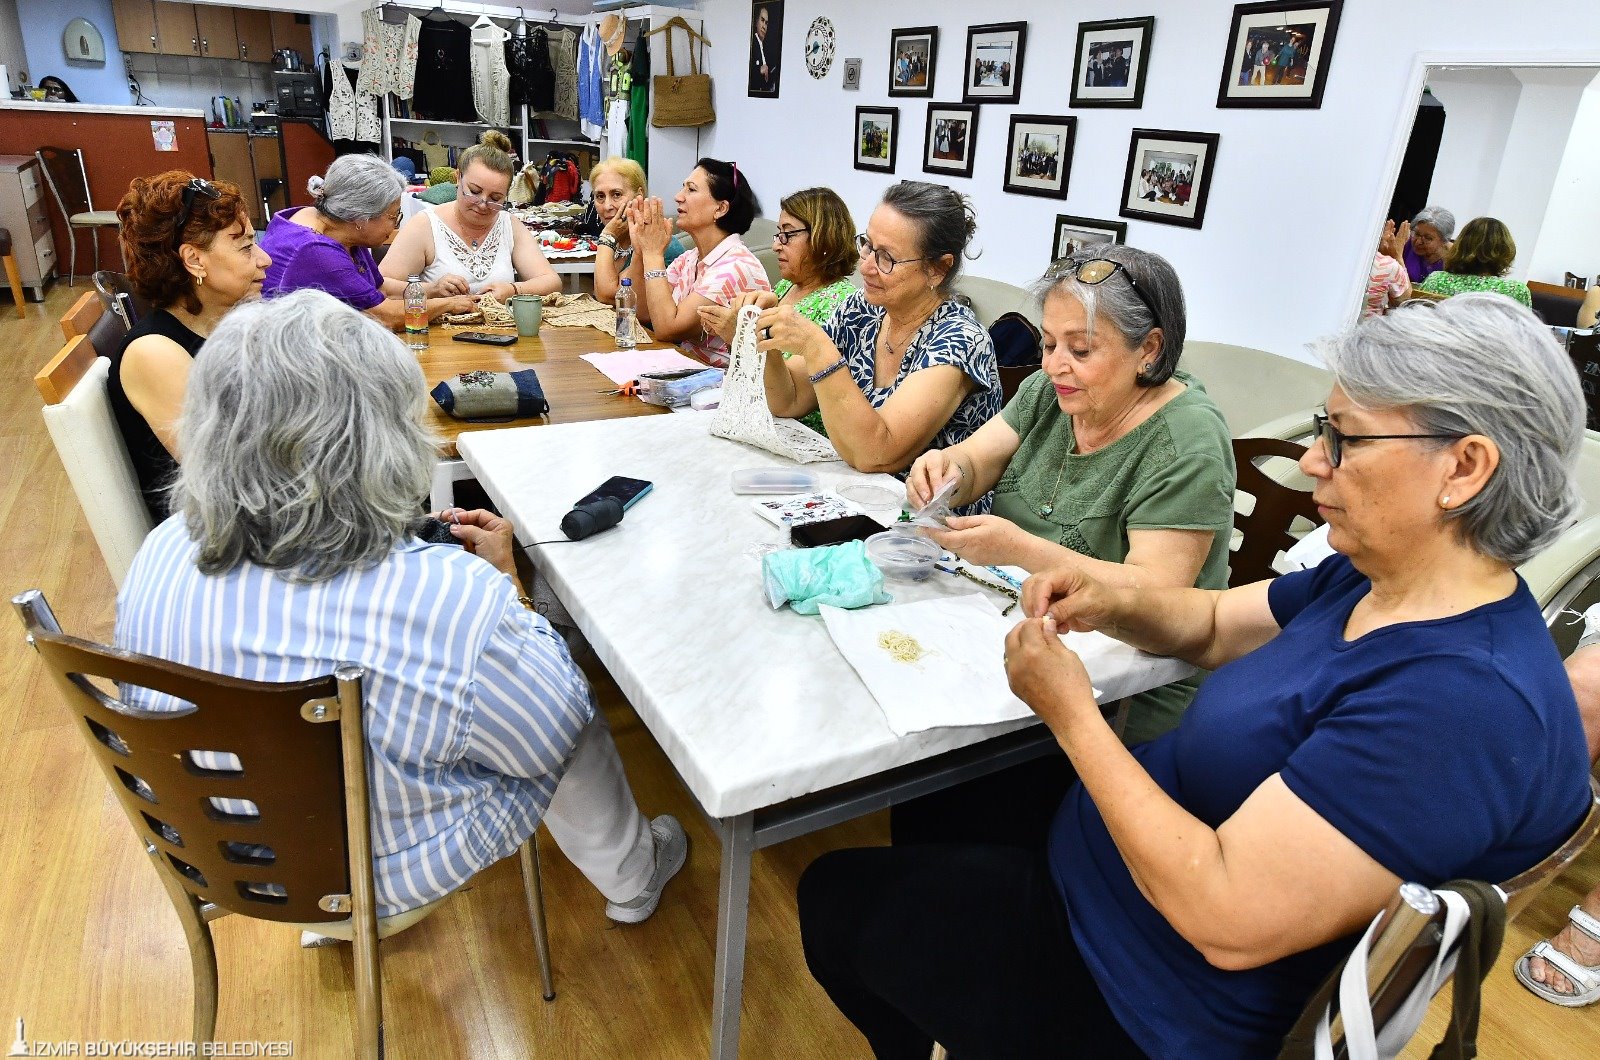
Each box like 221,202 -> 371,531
903,243 -> 1235,745
734,180 -> 1001,511
115,289 -> 689,928
799,293 -> 1592,1057
1380,204 -> 1456,284
260,153 -> 476,327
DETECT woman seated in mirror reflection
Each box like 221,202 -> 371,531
1418,216 -> 1532,308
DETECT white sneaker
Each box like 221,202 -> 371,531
605,815 -> 688,924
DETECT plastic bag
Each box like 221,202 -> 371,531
904,476 -> 959,529
761,540 -> 890,615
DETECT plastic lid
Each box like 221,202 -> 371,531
730,467 -> 821,494
865,528 -> 942,580
621,278 -> 632,286
407,274 -> 420,282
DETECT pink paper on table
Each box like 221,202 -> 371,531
581,348 -> 706,385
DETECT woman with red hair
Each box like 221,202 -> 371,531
112,170 -> 271,520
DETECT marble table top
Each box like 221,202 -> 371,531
459,414 -> 1192,819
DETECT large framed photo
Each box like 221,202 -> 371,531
1070,16 -> 1155,108
888,26 -> 937,97
1003,114 -> 1076,200
923,102 -> 980,179
854,106 -> 899,173
962,22 -> 1026,105
1217,1 -> 1343,109
1120,128 -> 1220,229
748,0 -> 784,98
1053,214 -> 1128,264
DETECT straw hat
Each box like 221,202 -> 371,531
600,14 -> 627,56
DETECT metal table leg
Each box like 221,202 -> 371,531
710,812 -> 755,1060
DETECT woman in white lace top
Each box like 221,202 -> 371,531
381,131 -> 560,303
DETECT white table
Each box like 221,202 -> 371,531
458,414 -> 1193,1058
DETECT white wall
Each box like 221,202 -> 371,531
692,0 -> 1600,360
1526,71 -> 1600,284
1486,68 -> 1592,278
18,0 -> 130,103
1425,69 -> 1520,222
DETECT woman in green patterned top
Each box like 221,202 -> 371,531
906,245 -> 1235,745
700,187 -> 857,432
1418,216 -> 1532,308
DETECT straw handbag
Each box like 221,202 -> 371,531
651,21 -> 715,128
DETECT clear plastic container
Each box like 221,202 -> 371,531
731,467 -> 821,495
837,482 -> 903,516
865,528 -> 942,581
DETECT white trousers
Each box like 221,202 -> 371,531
542,710 -> 654,903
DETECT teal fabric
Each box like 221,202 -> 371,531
763,540 -> 889,615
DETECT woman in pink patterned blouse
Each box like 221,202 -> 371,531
628,158 -> 772,367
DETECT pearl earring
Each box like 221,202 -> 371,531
1439,495 -> 1451,509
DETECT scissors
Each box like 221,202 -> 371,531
597,380 -> 639,397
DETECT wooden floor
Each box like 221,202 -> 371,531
1,285 -> 1596,1058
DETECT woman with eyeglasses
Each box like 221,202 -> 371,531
800,294 -> 1592,1058
110,171 -> 271,521
261,153 -> 476,327
587,157 -> 689,316
625,157 -> 771,367
730,181 -> 1000,507
381,130 -> 560,304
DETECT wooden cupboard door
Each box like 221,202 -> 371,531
234,8 -> 273,63
208,133 -> 258,225
112,0 -> 160,55
155,1 -> 200,56
194,3 -> 237,59
269,11 -> 313,60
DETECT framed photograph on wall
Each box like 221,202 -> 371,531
962,22 -> 1026,105
1070,16 -> 1155,108
1217,1 -> 1343,109
923,102 -> 980,179
748,0 -> 784,98
888,26 -> 937,96
1003,114 -> 1076,199
1053,214 -> 1129,264
855,106 -> 899,173
1119,128 -> 1221,229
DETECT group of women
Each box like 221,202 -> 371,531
101,134 -> 1600,1055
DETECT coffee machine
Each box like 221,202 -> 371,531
272,70 -> 321,118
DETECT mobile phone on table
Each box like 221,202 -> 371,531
790,514 -> 885,549
452,331 -> 517,346
575,476 -> 654,511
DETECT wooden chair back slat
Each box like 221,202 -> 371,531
1230,437 -> 1323,587
34,335 -> 96,405
60,291 -> 102,340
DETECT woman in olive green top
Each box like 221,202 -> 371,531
907,245 -> 1235,744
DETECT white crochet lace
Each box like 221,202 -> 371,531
711,306 -> 840,464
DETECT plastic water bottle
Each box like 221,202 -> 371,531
614,278 -> 637,349
404,275 -> 428,351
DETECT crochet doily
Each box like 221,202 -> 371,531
442,292 -> 517,328
711,306 -> 839,464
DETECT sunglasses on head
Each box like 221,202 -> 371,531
1062,257 -> 1161,331
172,177 -> 221,250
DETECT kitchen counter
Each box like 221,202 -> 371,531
0,99 -> 204,118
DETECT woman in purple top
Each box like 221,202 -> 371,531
260,154 -> 476,328
798,295 -> 1592,1058
1381,204 -> 1456,285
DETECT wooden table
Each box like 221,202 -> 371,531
416,324 -> 675,507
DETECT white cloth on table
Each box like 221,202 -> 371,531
421,206 -> 515,291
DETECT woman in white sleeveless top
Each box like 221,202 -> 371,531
381,131 -> 561,303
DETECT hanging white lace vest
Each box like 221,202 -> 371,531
711,306 -> 840,464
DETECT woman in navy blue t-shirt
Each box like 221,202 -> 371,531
799,294 -> 1594,1058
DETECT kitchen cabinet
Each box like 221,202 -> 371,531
233,8 -> 273,63
111,0 -> 160,56
269,11 -> 313,61
155,2 -> 200,56
194,3 -> 237,59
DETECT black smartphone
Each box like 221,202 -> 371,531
791,514 -> 885,548
452,331 -> 518,346
575,475 -> 654,511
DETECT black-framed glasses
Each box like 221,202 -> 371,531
1066,257 -> 1161,331
172,177 -> 220,250
1311,412 -> 1469,469
774,225 -> 810,246
856,233 -> 929,275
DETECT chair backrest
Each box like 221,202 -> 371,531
1230,437 -> 1323,587
744,215 -> 782,288
950,274 -> 1040,329
85,302 -> 128,360
1181,341 -> 1333,437
35,146 -> 93,218
1529,280 -> 1585,327
997,366 -> 1037,405
1499,775 -> 1600,921
33,339 -> 156,586
60,290 -> 103,340
1521,515 -> 1600,619
13,588 -> 376,928
92,270 -> 147,331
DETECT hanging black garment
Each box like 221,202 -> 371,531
411,17 -> 476,122
507,27 -> 556,111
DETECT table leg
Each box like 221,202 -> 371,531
711,812 -> 755,1060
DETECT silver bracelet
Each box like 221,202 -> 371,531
598,234 -> 619,251
644,268 -> 669,280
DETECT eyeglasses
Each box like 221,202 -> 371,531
1064,257 -> 1161,331
460,187 -> 507,212
855,233 -> 929,275
1311,412 -> 1469,469
774,225 -> 810,246
172,177 -> 221,250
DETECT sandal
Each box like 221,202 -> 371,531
1513,905 -> 1600,1007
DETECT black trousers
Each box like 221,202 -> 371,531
798,842 -> 1146,1059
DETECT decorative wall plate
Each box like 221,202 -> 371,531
805,17 -> 836,79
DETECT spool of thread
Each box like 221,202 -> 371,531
560,497 -> 625,540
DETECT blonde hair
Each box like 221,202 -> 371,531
456,129 -> 516,182
589,156 -> 647,197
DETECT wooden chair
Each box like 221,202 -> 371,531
60,290 -> 102,340
997,365 -> 1037,405
0,226 -> 26,319
13,588 -> 557,1059
1229,437 -> 1323,587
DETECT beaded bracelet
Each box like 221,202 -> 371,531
645,269 -> 669,280
809,359 -> 847,385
